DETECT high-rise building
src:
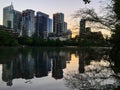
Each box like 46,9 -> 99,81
3,4 -> 22,34
64,22 -> 67,32
80,19 -> 86,36
21,9 -> 35,37
35,12 -> 49,39
53,13 -> 64,35
3,4 -> 14,29
13,10 -> 22,33
47,18 -> 52,33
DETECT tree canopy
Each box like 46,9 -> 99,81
0,30 -> 19,46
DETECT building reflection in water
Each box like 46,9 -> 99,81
64,48 -> 120,90
52,51 -> 67,79
1,49 -> 71,86
2,47 -> 118,90
78,48 -> 106,73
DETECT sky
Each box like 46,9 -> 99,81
0,0 -> 111,37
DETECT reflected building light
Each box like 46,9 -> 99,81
52,58 -> 63,79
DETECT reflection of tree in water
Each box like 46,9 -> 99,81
78,48 -> 109,73
64,48 -> 120,90
64,60 -> 120,90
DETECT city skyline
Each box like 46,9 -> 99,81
2,4 -> 71,40
0,0 -> 110,37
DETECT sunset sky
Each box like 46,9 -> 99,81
0,0 -> 111,37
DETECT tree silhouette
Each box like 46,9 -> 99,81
83,0 -> 91,4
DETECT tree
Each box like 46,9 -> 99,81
64,48 -> 120,90
81,0 -> 120,80
18,36 -> 32,45
81,0 -> 120,36
0,30 -> 19,46
75,0 -> 115,30
83,0 -> 91,4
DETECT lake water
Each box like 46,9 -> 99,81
0,47 -> 119,90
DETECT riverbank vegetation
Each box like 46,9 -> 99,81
0,29 -> 110,47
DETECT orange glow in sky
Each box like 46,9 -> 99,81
0,0 -> 111,37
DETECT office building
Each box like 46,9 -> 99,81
47,18 -> 52,33
3,4 -> 22,34
3,4 -> 14,29
80,19 -> 86,36
64,22 -> 67,32
13,10 -> 22,33
35,12 -> 49,39
53,13 -> 64,35
21,9 -> 35,37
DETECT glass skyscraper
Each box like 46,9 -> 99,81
14,10 -> 22,33
64,22 -> 67,32
21,9 -> 35,37
3,4 -> 22,35
3,4 -> 14,29
53,13 -> 64,35
47,18 -> 53,33
35,12 -> 49,39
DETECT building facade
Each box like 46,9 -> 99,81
13,10 -> 22,34
3,4 -> 14,29
35,12 -> 49,39
47,18 -> 53,33
80,19 -> 86,36
21,9 -> 35,37
64,22 -> 67,32
3,4 -> 22,35
53,13 -> 64,35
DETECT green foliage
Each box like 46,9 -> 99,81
18,36 -> 33,45
31,37 -> 62,47
0,30 -> 19,46
0,29 -> 107,47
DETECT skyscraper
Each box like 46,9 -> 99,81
21,9 -> 35,37
3,4 -> 22,35
3,4 -> 14,29
35,12 -> 49,39
53,13 -> 64,35
13,10 -> 22,33
64,22 -> 67,32
80,19 -> 86,36
47,18 -> 53,33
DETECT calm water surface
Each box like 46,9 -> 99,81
0,47 -> 119,90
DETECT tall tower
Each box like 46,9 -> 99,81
64,22 -> 67,32
3,3 -> 14,29
53,13 -> 64,35
80,19 -> 86,36
35,12 -> 49,39
14,10 -> 22,33
47,18 -> 53,33
3,3 -> 22,34
21,9 -> 35,37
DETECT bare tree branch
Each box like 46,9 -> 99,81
73,7 -> 116,31
83,0 -> 91,4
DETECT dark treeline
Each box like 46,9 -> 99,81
0,29 -> 109,47
0,30 -> 19,46
83,0 -> 120,84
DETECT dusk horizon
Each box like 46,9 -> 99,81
0,0 -> 120,90
0,0 -> 109,37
